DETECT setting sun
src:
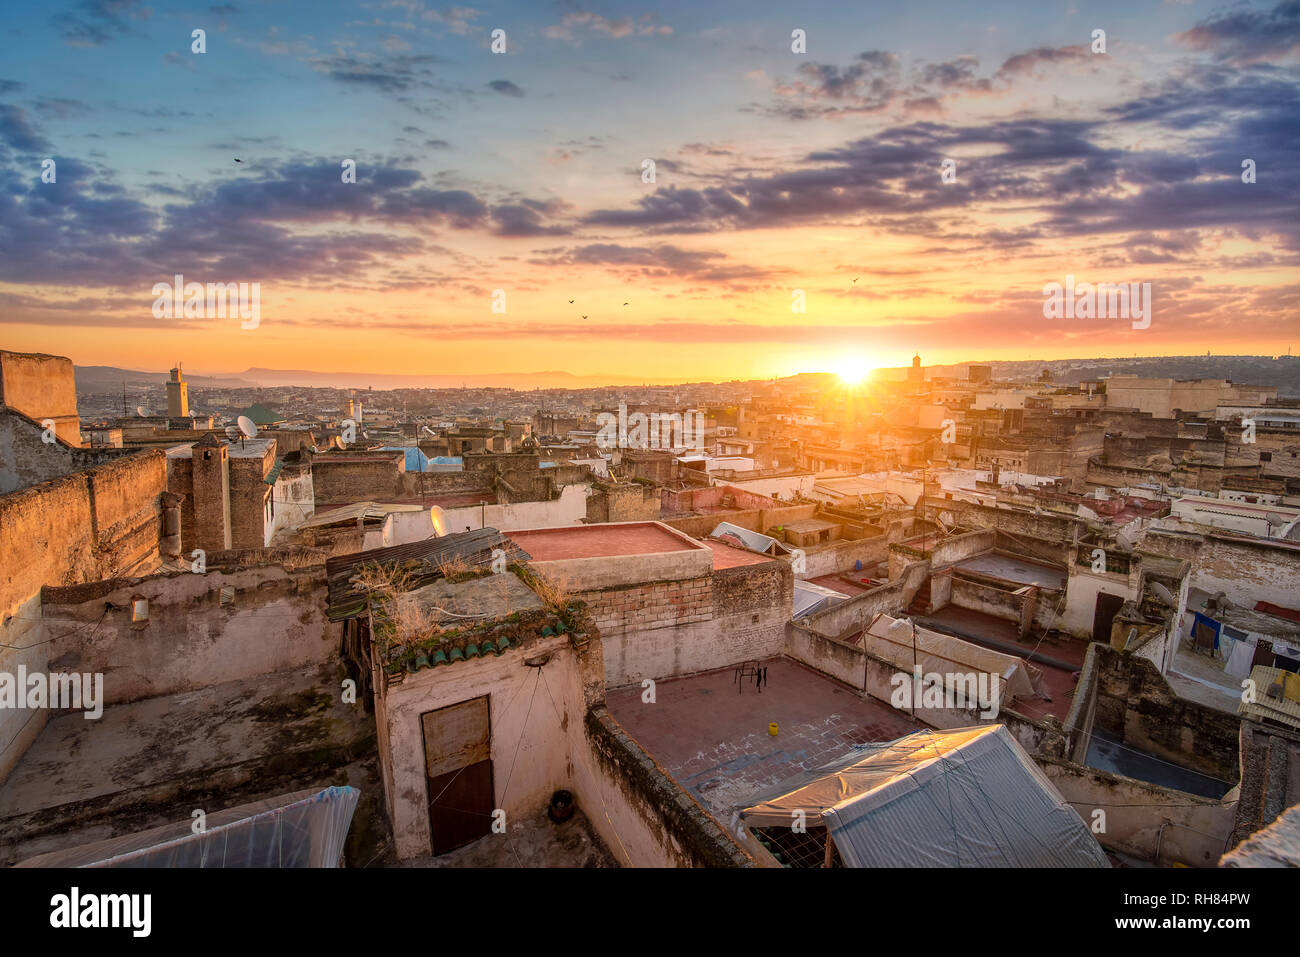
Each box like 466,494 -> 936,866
832,355 -> 874,385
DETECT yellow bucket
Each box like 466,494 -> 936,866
768,722 -> 779,736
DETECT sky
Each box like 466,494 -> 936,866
0,0 -> 1297,383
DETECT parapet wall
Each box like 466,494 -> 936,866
583,707 -> 754,868
41,562 -> 338,707
0,450 -> 167,782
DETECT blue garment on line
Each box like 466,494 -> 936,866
1192,611 -> 1222,650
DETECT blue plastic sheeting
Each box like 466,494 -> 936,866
17,786 -> 361,868
380,446 -> 430,472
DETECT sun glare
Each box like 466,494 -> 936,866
832,355 -> 872,385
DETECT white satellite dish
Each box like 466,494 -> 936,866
231,415 -> 258,449
136,405 -> 150,417
429,506 -> 447,538
422,425 -> 435,436
1148,582 -> 1176,607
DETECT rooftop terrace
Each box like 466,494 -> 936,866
607,658 -> 921,824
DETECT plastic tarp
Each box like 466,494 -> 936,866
863,614 -> 1041,712
16,786 -> 360,868
709,521 -> 792,557
740,726 -> 1110,868
794,580 -> 850,619
380,446 -> 430,472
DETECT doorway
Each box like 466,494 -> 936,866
1092,592 -> 1125,644
422,695 -> 494,855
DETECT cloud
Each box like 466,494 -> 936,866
0,105 -> 52,152
53,0 -> 153,47
1174,0 -> 1300,65
309,53 -> 443,92
762,44 -> 1097,119
544,11 -> 672,43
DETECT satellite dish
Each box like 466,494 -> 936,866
429,506 -> 447,538
236,415 -> 258,438
136,405 -> 150,417
1148,582 -> 1176,607
422,425 -> 435,436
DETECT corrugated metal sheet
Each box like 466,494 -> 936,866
324,528 -> 530,621
741,725 -> 1110,868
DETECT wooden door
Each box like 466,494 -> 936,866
422,696 -> 494,855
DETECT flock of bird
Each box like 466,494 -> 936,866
568,298 -> 629,320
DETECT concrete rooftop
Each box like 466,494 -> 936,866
607,658 -> 921,824
509,522 -> 704,561
953,552 -> 1068,590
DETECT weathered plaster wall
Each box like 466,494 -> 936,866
41,562 -> 338,707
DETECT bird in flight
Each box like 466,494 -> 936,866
567,299 -> 574,303
581,315 -> 588,320
623,302 -> 629,306
234,158 -> 243,164
852,277 -> 859,283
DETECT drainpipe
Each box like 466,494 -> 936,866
1154,820 -> 1170,865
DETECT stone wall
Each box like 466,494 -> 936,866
41,561 -> 338,707
0,409 -> 131,494
1075,643 -> 1240,782
0,451 -> 167,782
585,561 -> 792,688
312,453 -> 407,504
0,351 -> 81,446
582,707 -> 755,867
587,482 -> 660,524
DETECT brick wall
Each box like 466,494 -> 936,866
229,446 -> 275,549
587,482 -> 660,523
312,454 -> 406,504
582,561 -> 793,687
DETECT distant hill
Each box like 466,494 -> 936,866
231,368 -> 679,390
925,355 -> 1300,398
74,366 -> 256,391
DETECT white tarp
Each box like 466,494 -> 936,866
863,614 -> 1041,713
709,522 -> 792,557
740,725 -> 1110,868
794,580 -> 850,619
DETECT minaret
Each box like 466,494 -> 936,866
167,361 -> 189,417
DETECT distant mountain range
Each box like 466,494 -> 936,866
74,365 -> 681,391
233,367 -> 680,389
926,355 -> 1300,398
74,355 -> 1300,397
